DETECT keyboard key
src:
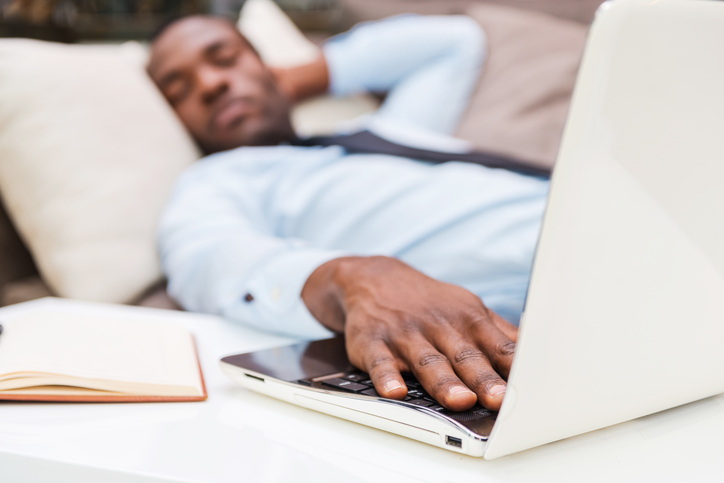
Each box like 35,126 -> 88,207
360,388 -> 380,397
407,389 -> 425,398
321,378 -> 370,393
343,373 -> 368,383
407,399 -> 435,407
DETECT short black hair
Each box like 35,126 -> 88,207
148,14 -> 260,58
149,14 -> 239,43
149,15 -> 186,43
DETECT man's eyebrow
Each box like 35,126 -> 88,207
204,40 -> 231,56
157,70 -> 184,89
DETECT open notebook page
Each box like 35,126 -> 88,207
0,312 -> 202,395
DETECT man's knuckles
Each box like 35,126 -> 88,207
415,352 -> 450,370
453,347 -> 487,365
465,311 -> 496,329
494,340 -> 516,358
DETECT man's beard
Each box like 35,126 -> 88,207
203,77 -> 295,153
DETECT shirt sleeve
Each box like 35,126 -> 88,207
157,157 -> 341,340
323,14 -> 487,135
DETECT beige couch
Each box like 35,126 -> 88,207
0,0 -> 604,309
340,0 -> 603,25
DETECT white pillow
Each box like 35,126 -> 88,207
238,0 -> 320,68
0,39 -> 200,303
238,0 -> 380,136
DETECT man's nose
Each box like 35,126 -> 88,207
196,66 -> 229,105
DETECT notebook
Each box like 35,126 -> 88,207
0,310 -> 207,402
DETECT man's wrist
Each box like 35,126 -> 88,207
302,255 -> 383,333
301,256 -> 349,333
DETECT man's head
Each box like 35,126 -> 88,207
148,16 -> 295,154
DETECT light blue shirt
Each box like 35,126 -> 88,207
158,15 -> 550,340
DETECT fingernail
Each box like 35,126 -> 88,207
385,380 -> 403,393
489,385 -> 506,398
449,385 -> 475,399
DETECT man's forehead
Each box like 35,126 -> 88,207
148,17 -> 242,74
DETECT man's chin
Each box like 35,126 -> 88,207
200,137 -> 260,155
202,121 -> 295,154
248,129 -> 295,148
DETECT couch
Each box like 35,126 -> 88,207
0,0 -> 605,310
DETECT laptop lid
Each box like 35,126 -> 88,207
485,0 -> 724,459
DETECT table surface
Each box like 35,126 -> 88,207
1,298 -> 723,483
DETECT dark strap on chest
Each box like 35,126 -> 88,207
293,130 -> 551,177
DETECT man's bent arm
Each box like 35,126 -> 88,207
323,15 -> 486,134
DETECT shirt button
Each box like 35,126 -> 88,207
244,293 -> 254,302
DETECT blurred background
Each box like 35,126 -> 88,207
0,0 -> 341,42
0,0 -> 603,43
0,0 -> 605,306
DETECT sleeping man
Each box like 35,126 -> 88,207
148,14 -> 550,413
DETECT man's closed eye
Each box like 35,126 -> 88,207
164,77 -> 192,106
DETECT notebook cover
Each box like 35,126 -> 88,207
0,336 -> 208,403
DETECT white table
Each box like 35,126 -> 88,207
1,298 -> 723,483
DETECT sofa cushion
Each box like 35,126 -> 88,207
0,39 -> 200,303
339,0 -> 605,26
455,4 -> 588,170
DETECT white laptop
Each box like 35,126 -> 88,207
220,0 -> 724,459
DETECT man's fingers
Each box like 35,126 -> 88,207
358,339 -> 407,400
396,335 -> 477,411
490,312 -> 519,343
469,312 -> 516,380
433,335 -> 508,412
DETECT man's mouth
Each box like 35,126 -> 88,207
211,98 -> 256,131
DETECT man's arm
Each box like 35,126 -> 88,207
273,15 -> 486,135
157,156 -> 343,340
302,256 -> 518,412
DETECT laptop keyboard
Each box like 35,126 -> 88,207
300,371 -> 494,421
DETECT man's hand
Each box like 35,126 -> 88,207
269,55 -> 330,103
302,256 -> 519,412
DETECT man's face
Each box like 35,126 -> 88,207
148,17 -> 295,153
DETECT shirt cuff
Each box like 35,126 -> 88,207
322,38 -> 358,97
223,247 -> 346,340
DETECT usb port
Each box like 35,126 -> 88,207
244,373 -> 265,383
445,436 -> 462,448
